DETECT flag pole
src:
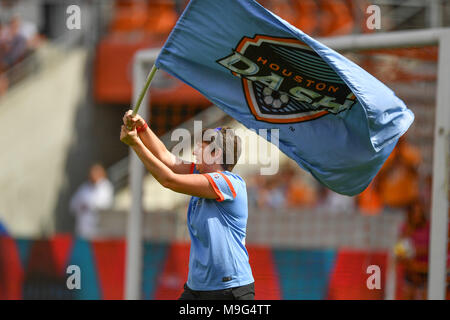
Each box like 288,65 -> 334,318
125,52 -> 158,300
128,64 -> 158,128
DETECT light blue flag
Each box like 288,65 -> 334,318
155,0 -> 414,196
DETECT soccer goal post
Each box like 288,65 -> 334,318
127,28 -> 450,300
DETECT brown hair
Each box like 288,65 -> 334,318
201,126 -> 241,171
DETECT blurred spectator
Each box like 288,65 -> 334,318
0,13 -> 40,97
395,183 -> 450,300
317,187 -> 355,214
14,15 -> 40,50
284,166 -> 318,208
69,164 -> 114,239
0,74 -> 7,95
246,136 -> 423,216
0,219 -> 8,236
394,200 -> 430,299
420,174 -> 433,212
0,19 -> 8,67
357,137 -> 423,215
247,164 -> 320,211
246,173 -> 263,208
0,20 -> 8,95
356,181 -> 383,216
259,176 -> 286,210
1,16 -> 28,69
377,137 -> 421,210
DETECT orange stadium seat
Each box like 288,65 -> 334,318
291,0 -> 319,35
377,143 -> 421,208
150,70 -> 210,106
319,0 -> 354,37
94,33 -> 211,106
144,1 -> 178,35
110,0 -> 149,32
357,182 -> 383,216
95,1 -> 205,105
266,0 -> 299,27
94,33 -> 158,104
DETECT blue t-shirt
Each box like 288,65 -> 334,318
0,221 -> 8,236
186,165 -> 254,290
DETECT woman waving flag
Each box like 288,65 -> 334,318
120,111 -> 255,300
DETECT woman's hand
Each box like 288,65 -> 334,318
120,125 -> 139,146
123,110 -> 146,130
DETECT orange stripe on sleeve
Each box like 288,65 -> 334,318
218,172 -> 237,199
190,162 -> 195,174
203,174 -> 225,202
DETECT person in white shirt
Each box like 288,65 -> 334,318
69,164 -> 114,239
319,187 -> 355,214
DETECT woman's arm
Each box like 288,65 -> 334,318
120,125 -> 217,199
123,110 -> 193,174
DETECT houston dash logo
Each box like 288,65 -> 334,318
217,35 -> 357,123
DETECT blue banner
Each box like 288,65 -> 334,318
155,0 -> 414,196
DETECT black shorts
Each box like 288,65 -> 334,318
178,282 -> 255,300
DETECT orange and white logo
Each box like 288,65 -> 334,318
217,35 -> 357,123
